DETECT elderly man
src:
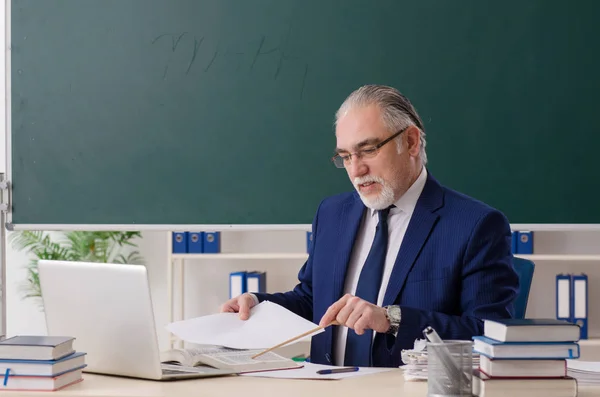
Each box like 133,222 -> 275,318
221,85 -> 519,367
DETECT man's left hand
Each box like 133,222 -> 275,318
319,294 -> 390,334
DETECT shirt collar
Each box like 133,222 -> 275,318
369,166 -> 428,218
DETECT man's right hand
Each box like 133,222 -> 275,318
219,293 -> 257,320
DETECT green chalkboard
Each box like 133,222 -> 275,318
10,0 -> 600,226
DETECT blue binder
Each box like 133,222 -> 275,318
203,232 -> 221,253
229,271 -> 247,299
511,231 -> 518,254
572,273 -> 588,339
517,231 -> 534,254
246,271 -> 266,293
306,231 -> 313,253
556,274 -> 573,323
187,232 -> 204,253
172,232 -> 188,253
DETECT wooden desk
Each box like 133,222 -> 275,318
1,370 -> 599,397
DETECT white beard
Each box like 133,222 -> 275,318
353,175 -> 395,210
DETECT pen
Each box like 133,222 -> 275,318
422,326 -> 443,343
317,367 -> 359,375
422,326 -> 471,385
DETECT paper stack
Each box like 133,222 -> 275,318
567,360 -> 600,386
0,336 -> 86,391
166,300 -> 324,349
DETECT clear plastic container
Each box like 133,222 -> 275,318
427,340 -> 473,397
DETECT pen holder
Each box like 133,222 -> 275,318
426,340 -> 473,397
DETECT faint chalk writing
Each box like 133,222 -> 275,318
152,31 -> 310,98
186,36 -> 204,74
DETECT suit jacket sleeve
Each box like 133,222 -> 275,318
374,209 -> 519,367
251,202 -> 323,321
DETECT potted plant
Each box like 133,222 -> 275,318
9,231 -> 144,305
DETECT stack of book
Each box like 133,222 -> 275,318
0,335 -> 86,391
472,318 -> 580,397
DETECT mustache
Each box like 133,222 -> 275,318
354,175 -> 385,186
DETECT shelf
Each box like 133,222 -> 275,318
171,253 -> 309,260
515,254 -> 600,261
579,338 -> 600,346
510,224 -> 600,231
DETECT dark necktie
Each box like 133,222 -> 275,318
344,206 -> 392,367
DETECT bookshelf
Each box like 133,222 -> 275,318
165,228 -> 600,349
166,232 -> 309,348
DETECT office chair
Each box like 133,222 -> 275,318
512,257 -> 536,319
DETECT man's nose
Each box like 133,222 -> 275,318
347,157 -> 368,178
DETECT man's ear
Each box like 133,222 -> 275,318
404,126 -> 421,157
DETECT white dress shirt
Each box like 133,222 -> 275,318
333,166 -> 428,366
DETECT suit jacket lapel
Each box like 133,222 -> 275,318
332,194 -> 365,301
382,173 -> 444,307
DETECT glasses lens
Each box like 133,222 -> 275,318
360,147 -> 379,158
332,155 -> 345,168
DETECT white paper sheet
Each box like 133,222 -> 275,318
241,362 -> 395,380
567,360 -> 600,386
165,301 -> 324,349
567,360 -> 600,372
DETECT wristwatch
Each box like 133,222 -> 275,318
384,305 -> 401,335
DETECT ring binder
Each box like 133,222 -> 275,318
555,274 -> 572,323
573,274 -> 588,339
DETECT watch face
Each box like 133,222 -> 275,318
385,306 -> 401,334
387,306 -> 401,322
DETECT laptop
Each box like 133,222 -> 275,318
37,259 -> 236,381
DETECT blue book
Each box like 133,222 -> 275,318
473,336 -> 580,360
0,336 -> 75,361
0,352 -> 86,377
483,318 -> 580,343
1,367 -> 84,391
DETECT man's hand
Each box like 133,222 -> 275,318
319,294 -> 390,334
219,293 -> 257,320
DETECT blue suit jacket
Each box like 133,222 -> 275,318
255,171 -> 519,367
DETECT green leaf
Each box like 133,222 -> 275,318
10,230 -> 145,301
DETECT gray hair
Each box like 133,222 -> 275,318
335,85 -> 428,165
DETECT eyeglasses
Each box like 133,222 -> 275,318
331,127 -> 408,168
